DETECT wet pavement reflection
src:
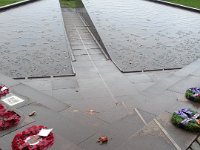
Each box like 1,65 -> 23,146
0,0 -> 73,78
82,0 -> 200,72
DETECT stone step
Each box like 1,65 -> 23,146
115,117 -> 177,150
143,59 -> 200,97
156,112 -> 198,150
78,110 -> 149,150
115,112 -> 198,150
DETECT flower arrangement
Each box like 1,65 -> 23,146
171,108 -> 200,132
0,103 -> 5,113
12,125 -> 54,150
0,104 -> 21,131
185,87 -> 200,102
0,85 -> 9,97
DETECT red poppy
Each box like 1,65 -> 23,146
0,110 -> 20,131
0,85 -> 9,97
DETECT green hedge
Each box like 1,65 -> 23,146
167,0 -> 200,9
0,0 -> 22,7
60,0 -> 83,8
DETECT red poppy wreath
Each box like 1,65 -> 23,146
0,104 -> 21,131
0,103 -> 6,113
0,85 -> 9,97
12,125 -> 54,150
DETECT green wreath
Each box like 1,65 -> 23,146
171,108 -> 200,132
185,87 -> 200,103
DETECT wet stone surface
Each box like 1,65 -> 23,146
82,0 -> 200,72
0,0 -> 74,78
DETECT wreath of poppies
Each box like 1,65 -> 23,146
171,108 -> 200,132
0,85 -> 9,97
0,103 -> 6,113
0,104 -> 21,131
12,125 -> 54,150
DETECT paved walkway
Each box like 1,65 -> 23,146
0,2 -> 200,150
16,8 -> 200,150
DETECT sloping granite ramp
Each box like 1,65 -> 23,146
82,0 -> 200,72
0,0 -> 74,78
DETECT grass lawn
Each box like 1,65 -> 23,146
60,0 -> 83,8
0,0 -> 23,7
167,0 -> 200,9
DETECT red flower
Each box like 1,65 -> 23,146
0,110 -> 21,131
0,104 -> 5,113
0,85 -> 9,97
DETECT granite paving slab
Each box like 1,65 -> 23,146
115,120 -> 177,150
10,83 -> 69,112
79,112 -> 145,150
125,73 -> 153,84
94,102 -> 130,123
82,0 -> 200,72
134,82 -> 155,92
142,74 -> 182,97
52,78 -> 79,90
21,79 -> 52,91
19,103 -> 98,145
168,75 -> 200,94
60,107 -> 109,129
137,108 -> 156,123
174,59 -> 200,77
143,59 -> 200,97
138,89 -> 189,115
191,69 -> 200,77
141,88 -> 200,116
190,142 -> 200,150
156,112 -> 198,150
52,88 -> 83,105
79,87 -> 111,99
0,0 -> 74,78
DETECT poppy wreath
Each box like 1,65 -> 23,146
171,108 -> 200,132
0,85 -> 9,97
0,103 -> 20,131
0,109 -> 21,131
0,104 -> 6,113
185,87 -> 200,103
12,125 -> 54,150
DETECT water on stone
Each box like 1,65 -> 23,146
82,0 -> 200,72
0,0 -> 74,78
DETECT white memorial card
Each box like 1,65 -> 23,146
38,128 -> 53,137
2,95 -> 24,106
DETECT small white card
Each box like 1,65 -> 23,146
38,128 -> 53,137
2,95 -> 24,106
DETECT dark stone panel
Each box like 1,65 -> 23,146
0,0 -> 74,78
82,0 -> 200,72
11,83 -> 70,112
